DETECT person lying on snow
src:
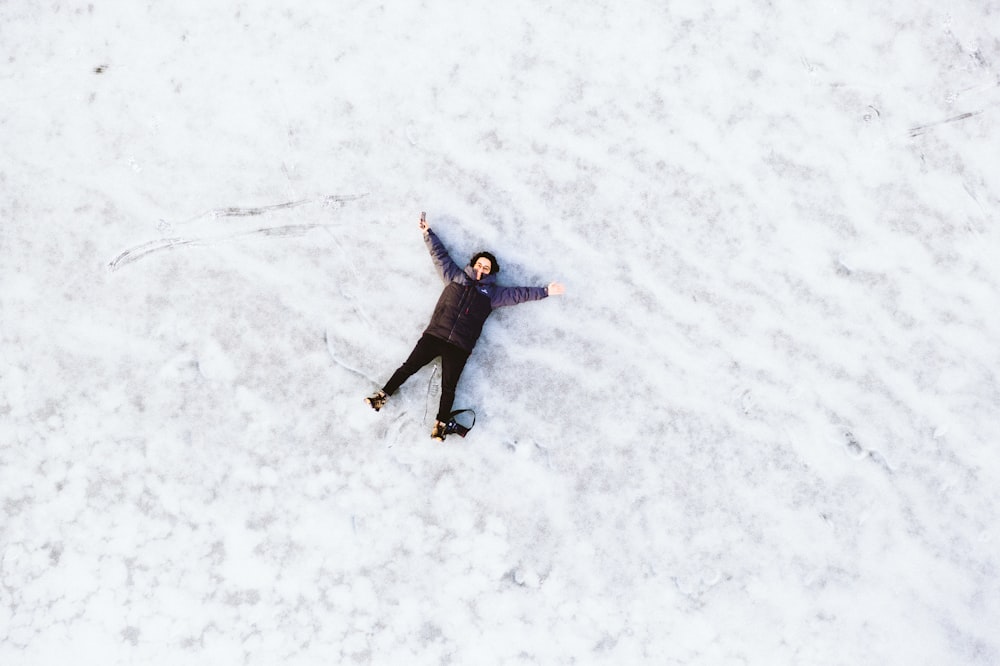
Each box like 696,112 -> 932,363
365,213 -> 565,440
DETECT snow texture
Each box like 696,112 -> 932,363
2,1 -> 999,664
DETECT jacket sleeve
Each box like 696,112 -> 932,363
491,285 -> 549,308
424,229 -> 465,283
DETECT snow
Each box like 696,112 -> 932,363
2,0 -> 1000,664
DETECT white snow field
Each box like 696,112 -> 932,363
2,1 -> 999,664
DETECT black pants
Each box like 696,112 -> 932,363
382,334 -> 470,422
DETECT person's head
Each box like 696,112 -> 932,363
470,251 -> 499,279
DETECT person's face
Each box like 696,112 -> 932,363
473,258 -> 492,280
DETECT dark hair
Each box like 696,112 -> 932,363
469,251 -> 500,274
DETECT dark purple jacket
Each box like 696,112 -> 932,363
422,229 -> 548,353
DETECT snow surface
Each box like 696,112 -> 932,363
3,1 -> 1000,664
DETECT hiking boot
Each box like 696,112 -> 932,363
364,390 -> 387,412
430,420 -> 448,441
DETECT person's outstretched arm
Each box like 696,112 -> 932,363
492,281 -> 565,308
419,215 -> 464,283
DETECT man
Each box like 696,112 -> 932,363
365,213 -> 565,440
